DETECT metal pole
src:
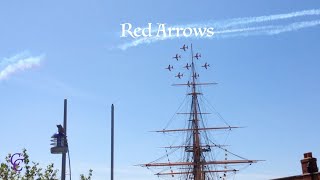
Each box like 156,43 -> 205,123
62,99 -> 67,180
111,104 -> 114,180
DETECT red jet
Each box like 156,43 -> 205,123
165,65 -> 173,71
202,62 -> 210,69
180,44 -> 188,51
194,53 -> 201,59
175,72 -> 183,79
173,54 -> 181,61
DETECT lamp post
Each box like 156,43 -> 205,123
111,104 -> 114,180
50,99 -> 68,180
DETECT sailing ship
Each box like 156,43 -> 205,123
140,44 -> 261,180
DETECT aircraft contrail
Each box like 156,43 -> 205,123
0,52 -> 45,81
118,9 -> 320,50
215,20 -> 320,37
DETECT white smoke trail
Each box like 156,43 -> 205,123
118,9 -> 320,50
214,20 -> 320,37
202,8 -> 320,28
0,51 -> 45,81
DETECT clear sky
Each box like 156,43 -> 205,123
0,0 -> 320,180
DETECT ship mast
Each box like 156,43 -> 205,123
141,44 -> 261,180
190,44 -> 203,180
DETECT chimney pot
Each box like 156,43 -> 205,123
304,152 -> 313,158
301,152 -> 318,174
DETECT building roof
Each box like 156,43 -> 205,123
271,172 -> 320,180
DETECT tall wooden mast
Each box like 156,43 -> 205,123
141,44 -> 261,180
190,44 -> 202,180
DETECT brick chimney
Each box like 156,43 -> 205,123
301,152 -> 319,174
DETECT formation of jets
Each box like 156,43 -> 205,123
173,54 -> 181,61
167,45 -> 209,79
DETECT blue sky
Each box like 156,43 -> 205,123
0,0 -> 320,179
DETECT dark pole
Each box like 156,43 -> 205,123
62,99 -> 67,180
111,104 -> 114,180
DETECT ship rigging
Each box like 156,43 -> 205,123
140,44 -> 261,180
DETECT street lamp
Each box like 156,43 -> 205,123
50,99 -> 68,180
50,124 -> 68,154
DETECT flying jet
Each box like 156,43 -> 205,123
187,81 -> 191,87
184,63 -> 191,70
175,72 -> 183,79
180,44 -> 188,51
194,53 -> 201,59
165,65 -> 173,71
202,62 -> 210,69
173,54 -> 181,61
192,73 -> 199,79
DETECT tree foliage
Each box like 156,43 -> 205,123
80,169 -> 93,180
0,149 -> 92,180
